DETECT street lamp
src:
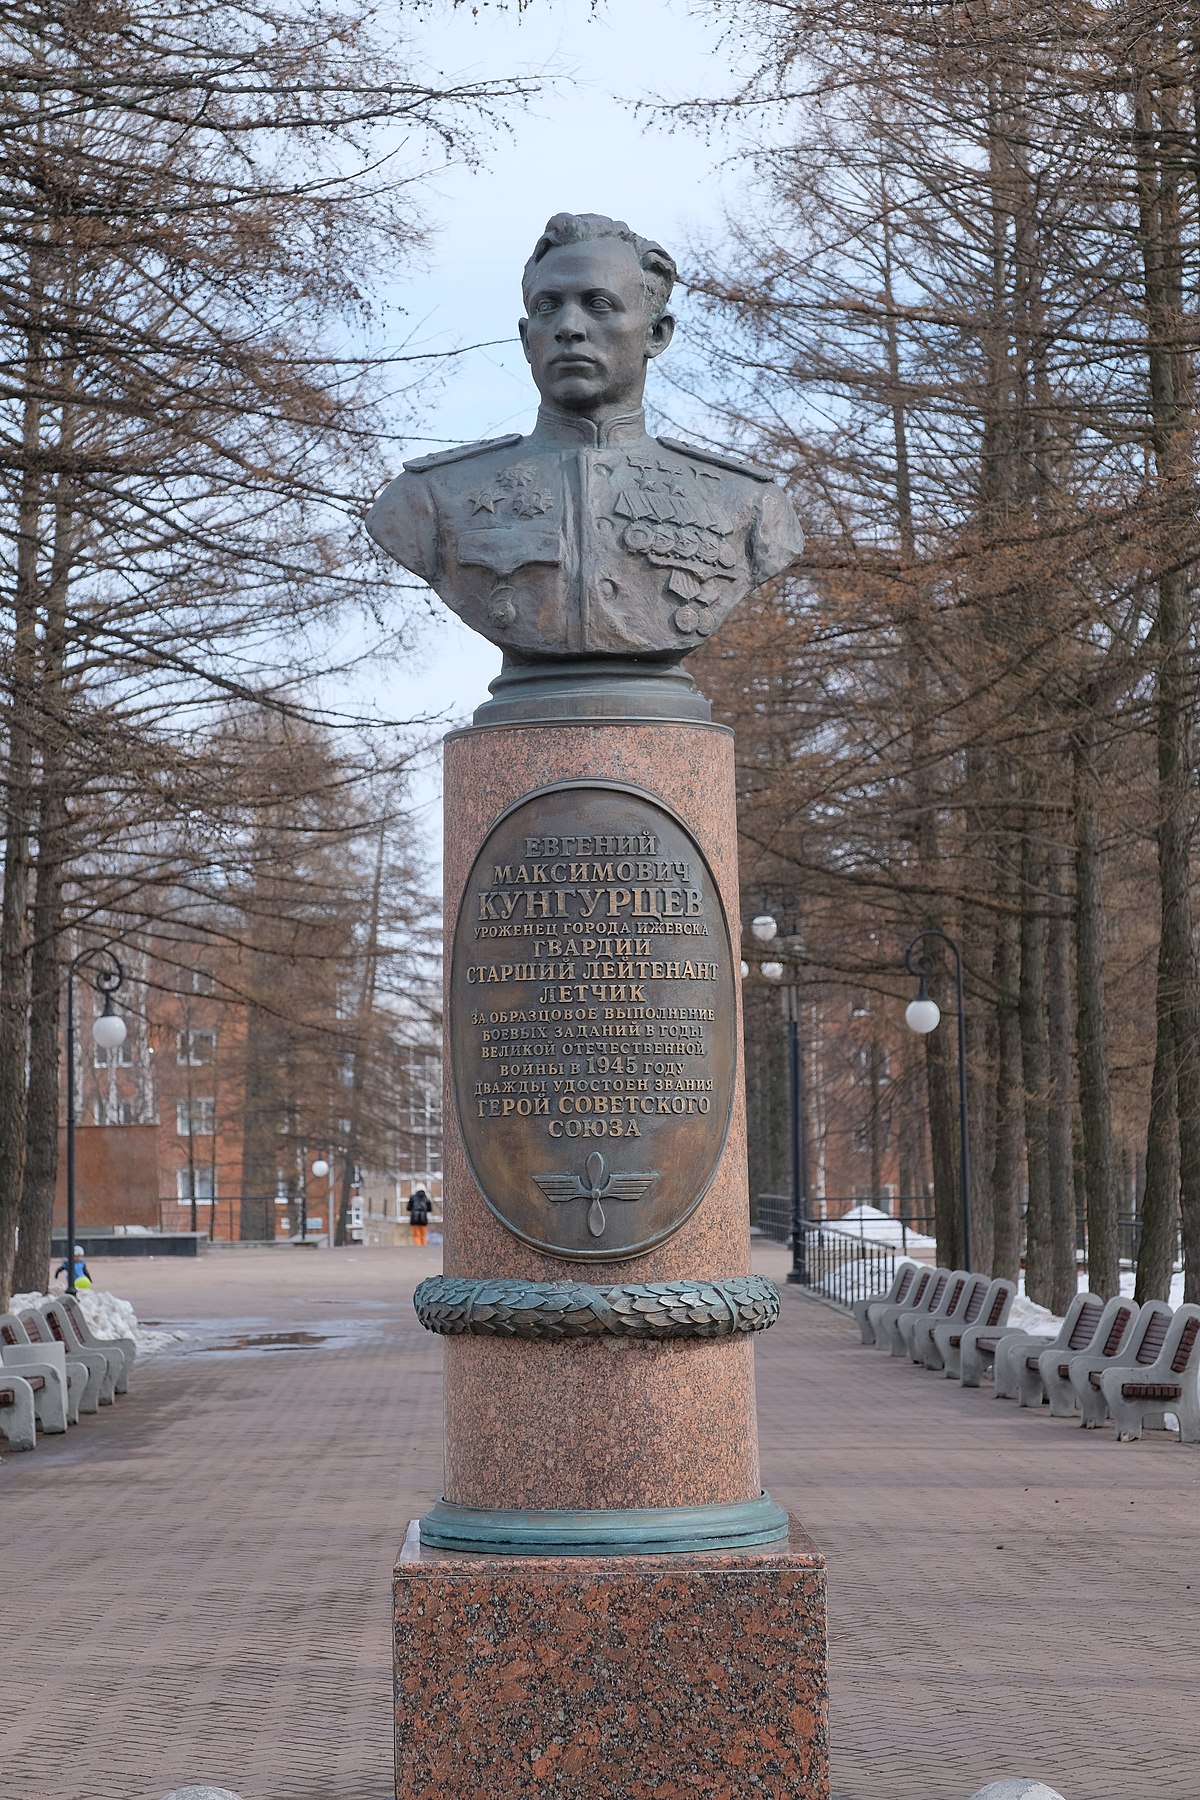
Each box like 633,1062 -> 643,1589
66,947 -> 127,1295
311,1156 -> 331,1247
751,914 -> 808,1286
903,929 -> 971,1270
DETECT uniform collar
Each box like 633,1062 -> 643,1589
531,405 -> 650,448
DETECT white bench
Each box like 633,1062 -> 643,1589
931,1278 -> 1016,1380
1014,1296 -> 1117,1409
852,1262 -> 920,1346
1099,1305 -> 1200,1442
873,1267 -> 951,1357
0,1312 -> 72,1433
1035,1298 -> 1139,1417
959,1291 -> 1102,1396
59,1292 -> 135,1394
1068,1300 -> 1172,1428
0,1368 -> 40,1450
909,1272 -> 990,1370
13,1308 -> 91,1418
34,1300 -> 116,1408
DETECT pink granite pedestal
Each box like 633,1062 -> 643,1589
394,1518 -> 828,1800
438,719 -> 766,1516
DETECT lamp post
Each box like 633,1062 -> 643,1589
311,1156 -> 331,1247
903,928 -> 971,1271
750,913 -> 808,1286
66,947 -> 127,1295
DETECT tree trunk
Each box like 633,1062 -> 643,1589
1019,825 -> 1052,1305
13,784 -> 64,1295
991,905 -> 1024,1284
1132,29 -> 1199,1304
1073,716 -> 1120,1295
1138,932 -> 1179,1302
239,989 -> 278,1242
1046,834 -> 1078,1310
12,458 -> 72,1298
0,397 -> 43,1306
926,1018 -> 963,1266
963,835 -> 997,1273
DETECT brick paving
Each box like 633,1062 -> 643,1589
2,1243 -> 1197,1800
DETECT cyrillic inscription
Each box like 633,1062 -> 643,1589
451,782 -> 737,1260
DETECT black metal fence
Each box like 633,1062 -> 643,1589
799,1224 -> 901,1311
755,1193 -> 937,1255
754,1194 -> 1180,1315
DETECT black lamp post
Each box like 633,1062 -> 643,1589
65,947 -> 127,1295
903,928 -> 971,1271
750,913 -> 809,1286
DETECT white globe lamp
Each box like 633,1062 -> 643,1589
905,985 -> 941,1034
92,1003 -> 127,1051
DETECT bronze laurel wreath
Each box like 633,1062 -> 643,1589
412,1274 -> 780,1342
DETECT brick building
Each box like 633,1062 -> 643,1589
55,936 -> 444,1241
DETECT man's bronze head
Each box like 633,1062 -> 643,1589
519,212 -> 677,417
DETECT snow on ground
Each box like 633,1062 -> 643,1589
829,1204 -> 937,1250
10,1288 -> 182,1355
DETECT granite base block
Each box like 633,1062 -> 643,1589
394,1516 -> 828,1799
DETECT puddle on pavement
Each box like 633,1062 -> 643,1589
195,1329 -> 329,1353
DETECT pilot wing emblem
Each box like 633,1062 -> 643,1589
532,1151 -> 659,1240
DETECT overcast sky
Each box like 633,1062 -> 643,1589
348,0 -> 756,843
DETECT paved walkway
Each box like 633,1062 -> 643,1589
1,1245 -> 1196,1800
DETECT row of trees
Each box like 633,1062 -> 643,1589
0,0 -> 534,1305
682,0 -> 1200,1306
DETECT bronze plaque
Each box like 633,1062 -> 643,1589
451,781 -> 737,1261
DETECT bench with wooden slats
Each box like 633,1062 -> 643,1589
1085,1307 -> 1170,1388
856,1262 -> 922,1345
949,1282 -> 1001,1349
906,1270 -> 933,1308
1119,1316 -> 1200,1403
913,1275 -> 967,1353
1059,1304 -> 1135,1380
1026,1299 -> 1105,1372
970,1291 -> 1031,1352
0,1375 -> 44,1404
23,1303 -> 108,1412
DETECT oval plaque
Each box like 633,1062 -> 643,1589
451,781 -> 737,1261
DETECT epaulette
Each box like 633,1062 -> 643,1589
657,435 -> 775,482
403,433 -> 523,474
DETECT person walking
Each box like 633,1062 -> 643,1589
407,1188 -> 432,1248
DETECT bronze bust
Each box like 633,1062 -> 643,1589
366,213 -> 802,664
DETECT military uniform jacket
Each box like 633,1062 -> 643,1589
365,407 -> 803,659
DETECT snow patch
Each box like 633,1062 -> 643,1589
825,1204 -> 937,1249
11,1288 -> 182,1355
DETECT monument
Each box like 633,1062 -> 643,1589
369,213 -> 827,1798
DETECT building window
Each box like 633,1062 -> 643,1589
177,1029 -> 216,1065
95,1039 -> 134,1067
176,1097 -> 216,1136
191,968 -> 216,995
176,1165 -> 215,1203
94,1097 -> 134,1125
852,1122 -> 871,1154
